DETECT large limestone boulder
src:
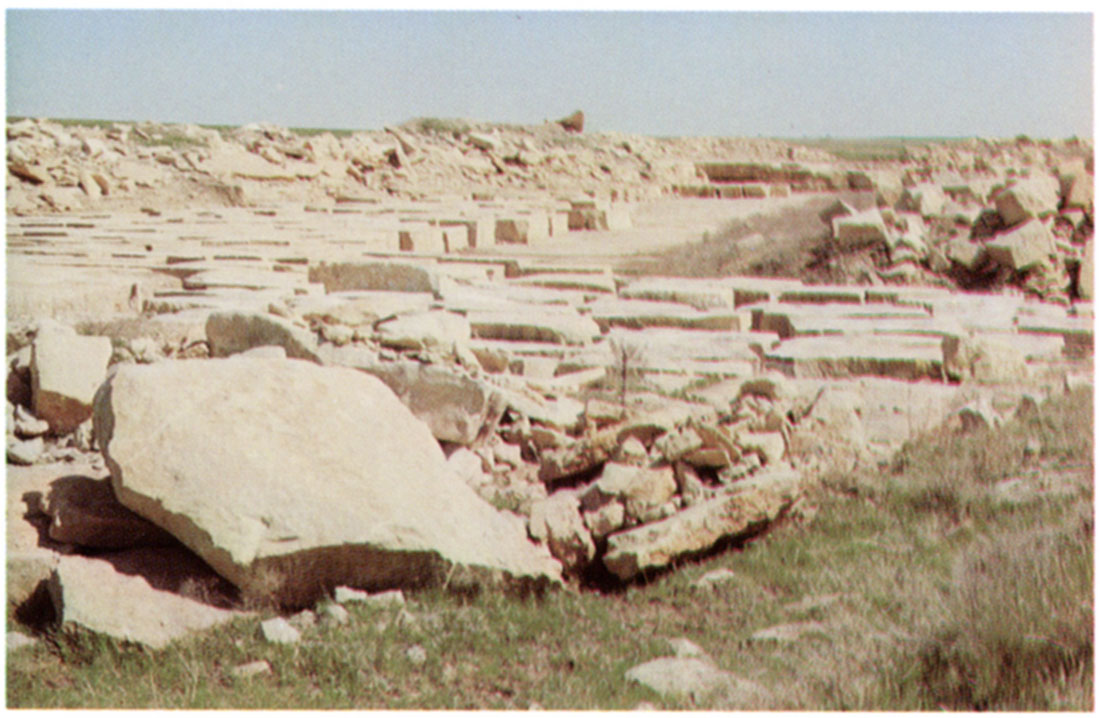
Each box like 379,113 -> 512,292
93,359 -> 559,608
206,311 -> 322,363
31,322 -> 112,435
360,361 -> 502,445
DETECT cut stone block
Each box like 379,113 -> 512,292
620,277 -> 733,311
589,298 -> 743,332
764,336 -> 944,381
307,262 -> 439,294
467,309 -> 600,345
509,272 -> 616,294
985,219 -> 1054,273
399,227 -> 448,254
994,176 -> 1061,227
495,217 -> 549,245
93,359 -> 561,609
376,311 -> 471,352
358,360 -> 501,446
604,467 -> 801,580
31,324 -> 113,435
206,311 -> 321,363
832,209 -> 888,249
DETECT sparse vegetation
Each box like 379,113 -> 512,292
787,136 -> 970,162
402,117 -> 473,136
623,192 -> 875,280
9,389 -> 1091,710
289,127 -> 355,138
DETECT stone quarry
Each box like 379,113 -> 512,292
5,115 -> 1094,650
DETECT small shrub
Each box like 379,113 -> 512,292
910,526 -> 1093,710
404,117 -> 471,136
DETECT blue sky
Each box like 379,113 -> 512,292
4,10 -> 1094,138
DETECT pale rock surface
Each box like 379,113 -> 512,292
585,463 -> 678,523
527,490 -> 595,572
93,359 -> 560,608
31,323 -> 112,435
467,309 -> 601,345
7,631 -> 39,652
604,467 -> 801,580
985,219 -> 1054,273
748,621 -> 827,643
48,555 -> 240,650
943,334 -> 1029,383
361,360 -> 501,445
231,660 -> 273,678
625,657 -> 768,706
13,405 -> 49,438
320,602 -> 350,625
206,311 -> 322,363
236,345 -> 288,359
7,436 -> 44,465
668,637 -> 708,659
994,176 -> 1061,226
260,617 -> 301,644
376,311 -> 471,352
582,500 -> 627,539
739,431 -> 786,466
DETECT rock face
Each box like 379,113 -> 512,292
31,323 -> 112,435
625,657 -> 767,706
557,110 -> 585,133
48,555 -> 239,650
984,219 -> 1054,272
376,311 -> 471,352
307,262 -> 438,294
44,476 -> 178,549
603,467 -> 801,580
527,490 -> 595,573
93,359 -> 560,608
205,311 -> 322,363
361,361 -> 502,445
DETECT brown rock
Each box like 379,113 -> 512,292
557,110 -> 585,133
9,162 -> 50,185
44,476 -> 178,549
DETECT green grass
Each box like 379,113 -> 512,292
7,389 -> 1092,709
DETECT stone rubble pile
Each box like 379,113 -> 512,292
5,120 -> 1093,654
7,115 -> 830,216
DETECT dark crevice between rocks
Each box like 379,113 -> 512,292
542,462 -> 607,492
